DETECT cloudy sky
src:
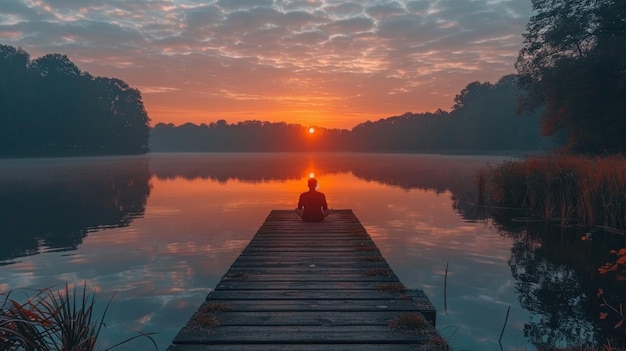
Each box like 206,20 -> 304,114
1,0 -> 533,129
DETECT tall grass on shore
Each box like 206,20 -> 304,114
481,154 -> 626,230
1,283 -> 156,351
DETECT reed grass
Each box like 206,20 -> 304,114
1,290 -> 49,350
482,154 -> 626,230
1,283 -> 156,351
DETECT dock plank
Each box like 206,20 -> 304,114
167,210 -> 445,350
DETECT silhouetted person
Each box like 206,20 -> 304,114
296,178 -> 331,222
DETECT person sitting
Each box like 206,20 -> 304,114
295,178 -> 331,222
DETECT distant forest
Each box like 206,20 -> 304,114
150,75 -> 559,153
0,45 -> 150,157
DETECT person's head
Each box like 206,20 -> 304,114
307,178 -> 318,190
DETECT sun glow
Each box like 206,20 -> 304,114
308,127 -> 315,134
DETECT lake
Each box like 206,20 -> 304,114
1,153 -> 624,351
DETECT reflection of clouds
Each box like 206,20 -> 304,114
136,313 -> 155,325
68,254 -> 88,264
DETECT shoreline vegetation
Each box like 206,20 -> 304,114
480,153 -> 626,351
0,283 -> 156,351
480,154 -> 626,232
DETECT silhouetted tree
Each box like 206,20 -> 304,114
95,77 -> 151,153
449,75 -> 550,151
516,0 -> 626,154
0,45 -> 151,156
0,45 -> 31,153
347,75 -> 551,153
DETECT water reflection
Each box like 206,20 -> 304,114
149,152 -> 489,220
150,152 -> 487,190
1,153 -> 624,351
0,156 -> 151,264
500,218 -> 626,348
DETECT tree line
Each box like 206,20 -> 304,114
0,45 -> 150,156
150,74 -> 559,153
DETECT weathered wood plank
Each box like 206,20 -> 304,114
177,310 -> 414,326
236,251 -> 383,258
173,325 -> 432,344
224,267 -> 394,275
215,281 -> 399,290
168,344 -> 436,351
208,289 -> 406,300
191,299 -> 422,312
230,261 -> 390,269
220,274 -> 400,282
167,210 -> 445,351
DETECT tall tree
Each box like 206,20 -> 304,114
0,45 -> 151,156
0,45 -> 31,153
516,0 -> 626,154
95,77 -> 151,153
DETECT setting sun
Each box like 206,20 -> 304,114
308,127 -> 315,134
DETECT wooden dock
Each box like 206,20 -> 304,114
167,210 -> 447,351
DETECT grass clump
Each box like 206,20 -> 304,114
389,313 -> 429,333
389,313 -> 450,350
482,154 -> 626,230
199,303 -> 231,314
188,303 -> 231,330
1,283 -> 156,351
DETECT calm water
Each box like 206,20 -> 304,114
1,153 -> 624,351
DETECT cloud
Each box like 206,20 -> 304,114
0,0 -> 535,129
215,0 -> 274,11
365,2 -> 407,19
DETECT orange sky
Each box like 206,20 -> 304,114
0,0 -> 534,130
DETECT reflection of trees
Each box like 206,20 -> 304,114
509,236 -> 597,347
499,219 -> 626,348
149,153 -> 494,197
0,157 -> 151,263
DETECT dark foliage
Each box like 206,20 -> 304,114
151,75 -> 556,153
150,120 -> 350,152
0,45 -> 151,157
516,0 -> 626,154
